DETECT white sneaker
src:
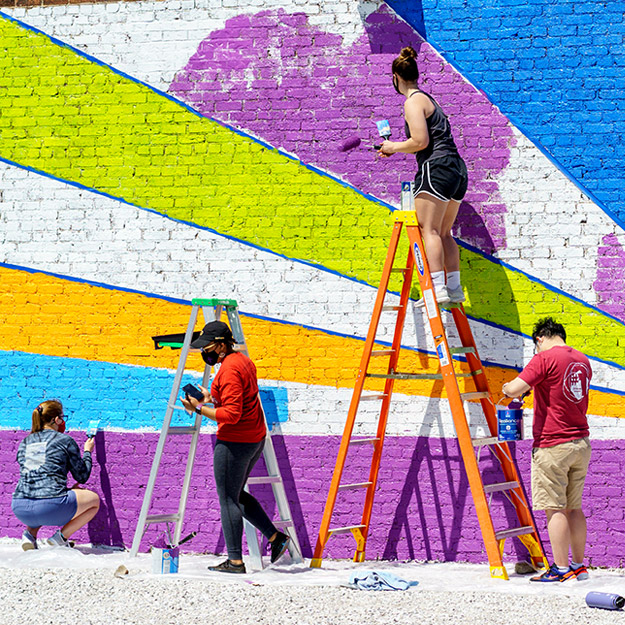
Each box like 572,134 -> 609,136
47,530 -> 70,547
415,286 -> 451,308
447,285 -> 466,303
21,530 -> 37,551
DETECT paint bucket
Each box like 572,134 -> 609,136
496,403 -> 523,441
585,592 -> 625,610
151,546 -> 179,574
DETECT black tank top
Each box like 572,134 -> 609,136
404,90 -> 460,169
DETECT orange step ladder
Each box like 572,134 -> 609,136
310,183 -> 547,579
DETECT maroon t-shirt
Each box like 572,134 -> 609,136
518,345 -> 591,448
211,352 -> 266,443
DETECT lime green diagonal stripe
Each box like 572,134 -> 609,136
1,15 -> 624,368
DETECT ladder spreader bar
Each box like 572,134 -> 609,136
360,394 -> 388,401
246,476 -> 282,485
484,480 -> 520,494
461,391 -> 490,401
495,526 -> 535,541
472,436 -> 501,447
449,346 -> 476,354
371,350 -> 395,356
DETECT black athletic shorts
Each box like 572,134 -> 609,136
414,155 -> 468,203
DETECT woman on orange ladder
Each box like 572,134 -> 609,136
379,46 -> 468,306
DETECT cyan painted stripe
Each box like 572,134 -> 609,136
0,350 -> 288,431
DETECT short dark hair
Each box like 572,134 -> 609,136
531,317 -> 566,343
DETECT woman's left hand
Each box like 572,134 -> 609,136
378,140 -> 396,157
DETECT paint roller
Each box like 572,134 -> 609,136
338,120 -> 392,153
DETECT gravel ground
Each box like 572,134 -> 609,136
2,566 -> 625,625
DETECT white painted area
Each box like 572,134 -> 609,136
0,540 -> 624,596
497,128 -> 625,302
1,161 -> 624,400
1,0 -> 380,93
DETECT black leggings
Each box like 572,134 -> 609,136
213,438 -> 277,560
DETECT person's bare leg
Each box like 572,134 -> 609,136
414,194 -> 449,273
567,508 -> 587,564
545,509 -> 570,568
61,488 -> 100,538
441,199 -> 461,274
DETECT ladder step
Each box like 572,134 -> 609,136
366,372 -> 443,380
449,346 -> 476,355
495,526 -> 535,541
472,436 -> 500,447
349,437 -> 380,446
484,480 -> 520,494
246,475 -> 282,485
272,519 -> 294,529
461,391 -> 490,401
167,426 -> 200,435
371,350 -> 395,356
145,513 -> 181,524
328,524 -> 367,535
381,305 -> 402,311
338,482 -> 373,491
360,394 -> 388,401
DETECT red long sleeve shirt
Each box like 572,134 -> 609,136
210,351 -> 266,443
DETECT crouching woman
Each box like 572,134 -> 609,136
12,400 -> 100,549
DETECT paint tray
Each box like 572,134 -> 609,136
152,331 -> 201,350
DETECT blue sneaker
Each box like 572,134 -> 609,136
530,563 -> 575,582
570,564 -> 589,580
46,530 -> 70,547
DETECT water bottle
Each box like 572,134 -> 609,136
585,591 -> 625,610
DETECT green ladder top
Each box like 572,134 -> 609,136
191,298 -> 238,307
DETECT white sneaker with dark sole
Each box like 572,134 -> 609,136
415,287 -> 451,308
47,530 -> 70,547
21,530 -> 37,551
447,285 -> 466,304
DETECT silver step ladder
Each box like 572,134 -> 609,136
129,298 -> 303,568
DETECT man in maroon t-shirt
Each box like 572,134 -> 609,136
502,317 -> 592,583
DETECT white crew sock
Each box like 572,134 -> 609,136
446,271 -> 461,290
431,271 -> 446,291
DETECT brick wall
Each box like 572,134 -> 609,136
0,0 -> 624,568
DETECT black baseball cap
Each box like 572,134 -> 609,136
190,321 -> 234,349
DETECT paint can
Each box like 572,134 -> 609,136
151,546 -> 179,574
496,402 -> 523,441
585,592 -> 625,611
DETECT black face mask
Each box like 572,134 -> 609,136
202,350 -> 220,366
393,75 -> 401,95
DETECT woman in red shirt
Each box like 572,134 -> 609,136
181,321 -> 289,573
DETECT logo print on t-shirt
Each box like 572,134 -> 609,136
563,362 -> 590,403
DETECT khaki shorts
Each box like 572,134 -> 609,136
531,437 -> 591,510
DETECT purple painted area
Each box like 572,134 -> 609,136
1,430 -> 622,567
594,233 -> 625,322
169,7 -> 514,253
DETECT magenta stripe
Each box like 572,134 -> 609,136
0,431 -> 621,567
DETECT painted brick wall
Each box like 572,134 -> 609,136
0,0 -> 624,570
1,431 -> 623,567
387,0 -> 625,229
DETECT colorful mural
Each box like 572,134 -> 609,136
0,0 -> 624,568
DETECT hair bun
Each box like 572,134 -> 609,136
399,46 -> 417,60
